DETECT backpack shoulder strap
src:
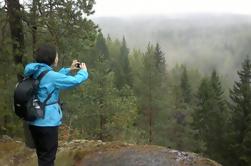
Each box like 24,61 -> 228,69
37,70 -> 50,81
43,89 -> 56,105
36,70 -> 56,105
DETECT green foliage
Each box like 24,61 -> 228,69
111,36 -> 131,89
131,43 -> 169,144
1,3 -> 251,165
156,64 -> 198,152
192,70 -> 229,164
0,9 -> 23,137
94,16 -> 251,88
0,0 -> 98,139
105,85 -> 141,143
61,34 -> 141,143
180,65 -> 192,103
228,57 -> 251,166
154,43 -> 166,74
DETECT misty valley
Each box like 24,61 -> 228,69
1,2 -> 251,165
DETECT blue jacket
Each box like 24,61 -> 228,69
24,63 -> 88,127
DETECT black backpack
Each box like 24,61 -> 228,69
14,70 -> 54,121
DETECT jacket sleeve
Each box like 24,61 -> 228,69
58,67 -> 71,75
53,69 -> 88,90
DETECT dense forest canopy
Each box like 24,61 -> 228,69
0,1 -> 251,166
94,14 -> 251,88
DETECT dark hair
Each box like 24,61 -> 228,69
35,44 -> 57,66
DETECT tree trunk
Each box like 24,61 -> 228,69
7,0 -> 25,81
31,0 -> 38,55
149,108 -> 153,144
148,73 -> 153,144
99,112 -> 104,141
6,0 -> 24,65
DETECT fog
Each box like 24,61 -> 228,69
93,14 -> 251,87
93,0 -> 251,16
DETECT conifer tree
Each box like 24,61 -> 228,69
192,78 -> 214,148
209,70 -> 228,163
114,36 -> 131,89
154,43 -> 166,74
211,69 -> 225,102
192,73 -> 227,160
155,64 -> 197,151
91,32 -> 111,140
180,65 -> 192,103
133,43 -> 168,144
229,57 -> 251,166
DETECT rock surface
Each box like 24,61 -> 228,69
0,138 -> 222,166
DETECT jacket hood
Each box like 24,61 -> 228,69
24,63 -> 52,78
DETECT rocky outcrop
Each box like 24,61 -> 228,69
0,137 -> 222,166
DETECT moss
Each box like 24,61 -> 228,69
0,141 -> 22,156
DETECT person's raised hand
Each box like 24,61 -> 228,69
80,63 -> 87,70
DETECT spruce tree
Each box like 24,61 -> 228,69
180,66 -> 192,104
229,57 -> 251,166
121,37 -> 131,86
93,33 -> 111,140
113,37 -> 131,89
154,43 -> 166,74
133,43 -> 168,144
211,69 -> 224,101
193,72 -> 228,162
96,33 -> 109,58
192,78 -> 212,146
142,44 -> 156,144
209,70 -> 228,164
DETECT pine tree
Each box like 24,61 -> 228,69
211,69 -> 224,100
114,36 -> 131,89
192,72 -> 228,162
107,34 -> 112,41
192,78 -> 214,148
142,44 -> 156,144
153,64 -> 198,151
93,33 -> 110,140
132,43 -> 168,144
229,57 -> 251,166
180,65 -> 192,104
154,43 -> 166,74
96,33 -> 109,58
209,69 -> 228,163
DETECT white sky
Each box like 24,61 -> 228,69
93,0 -> 251,17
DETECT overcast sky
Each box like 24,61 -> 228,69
93,0 -> 251,17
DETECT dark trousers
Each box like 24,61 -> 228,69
29,125 -> 59,166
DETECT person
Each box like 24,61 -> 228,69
23,44 -> 88,166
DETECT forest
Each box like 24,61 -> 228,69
0,0 -> 251,166
94,14 -> 251,91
